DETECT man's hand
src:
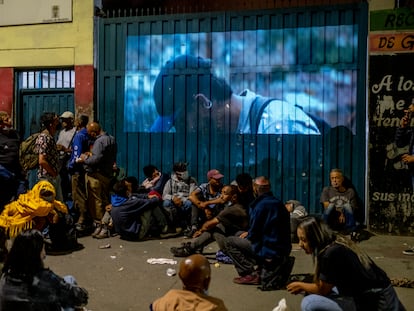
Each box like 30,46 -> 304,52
238,231 -> 248,239
172,196 -> 183,207
402,154 -> 414,164
193,230 -> 203,238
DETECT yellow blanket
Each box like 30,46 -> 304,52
0,180 -> 68,238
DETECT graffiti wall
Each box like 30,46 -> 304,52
369,8 -> 414,235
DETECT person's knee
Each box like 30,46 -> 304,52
301,295 -> 320,311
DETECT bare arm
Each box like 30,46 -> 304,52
39,154 -> 58,177
193,218 -> 220,237
287,279 -> 334,296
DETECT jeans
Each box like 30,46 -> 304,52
323,205 -> 356,232
224,236 -> 256,276
62,275 -> 77,311
302,289 -> 356,311
162,199 -> 192,228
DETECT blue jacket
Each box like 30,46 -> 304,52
247,192 -> 291,259
110,193 -> 158,240
67,128 -> 91,173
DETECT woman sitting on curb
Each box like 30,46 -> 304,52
287,217 -> 405,311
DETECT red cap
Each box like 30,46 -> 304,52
207,169 -> 224,180
148,190 -> 162,199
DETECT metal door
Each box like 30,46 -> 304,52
18,89 -> 75,138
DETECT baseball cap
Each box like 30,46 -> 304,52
207,169 -> 224,180
60,111 -> 74,119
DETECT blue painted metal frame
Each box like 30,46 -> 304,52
97,4 -> 368,214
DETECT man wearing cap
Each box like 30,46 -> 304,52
187,169 -> 224,238
57,111 -> 77,202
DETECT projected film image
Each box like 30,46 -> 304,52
124,26 -> 358,134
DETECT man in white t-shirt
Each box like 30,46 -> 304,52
57,111 -> 76,202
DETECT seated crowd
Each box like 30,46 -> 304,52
2,110 -> 402,310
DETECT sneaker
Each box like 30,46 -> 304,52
95,225 -> 110,239
91,224 -> 102,238
403,249 -> 414,255
233,273 -> 260,285
184,227 -> 197,239
170,243 -> 194,257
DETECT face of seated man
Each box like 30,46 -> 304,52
330,171 -> 344,190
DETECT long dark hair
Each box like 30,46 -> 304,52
298,217 -> 372,282
2,229 -> 45,281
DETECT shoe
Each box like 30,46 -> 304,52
233,273 -> 260,285
184,227 -> 197,238
45,243 -> 73,256
403,249 -> 414,255
160,227 -> 182,239
92,224 -> 102,238
170,243 -> 194,257
95,225 -> 110,239
75,223 -> 94,236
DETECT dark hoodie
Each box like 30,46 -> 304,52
110,193 -> 158,240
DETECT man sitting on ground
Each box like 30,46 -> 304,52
150,254 -> 228,311
162,162 -> 198,231
110,179 -> 173,241
320,168 -> 358,234
224,176 -> 293,291
187,169 -> 224,237
170,185 -> 249,257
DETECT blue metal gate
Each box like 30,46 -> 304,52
97,4 -> 368,214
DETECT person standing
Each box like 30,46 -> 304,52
224,176 -> 293,290
0,111 -> 26,211
77,122 -> 117,228
287,217 -> 406,311
35,112 -> 62,201
395,101 -> 414,190
67,115 -> 91,233
151,254 -> 228,311
56,111 -> 77,202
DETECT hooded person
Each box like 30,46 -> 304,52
0,180 -> 67,238
0,180 -> 81,255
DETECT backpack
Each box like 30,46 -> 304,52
19,133 -> 40,171
248,96 -> 330,134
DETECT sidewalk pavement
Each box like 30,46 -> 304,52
44,232 -> 414,311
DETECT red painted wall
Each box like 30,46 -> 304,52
75,65 -> 94,118
0,68 -> 13,115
